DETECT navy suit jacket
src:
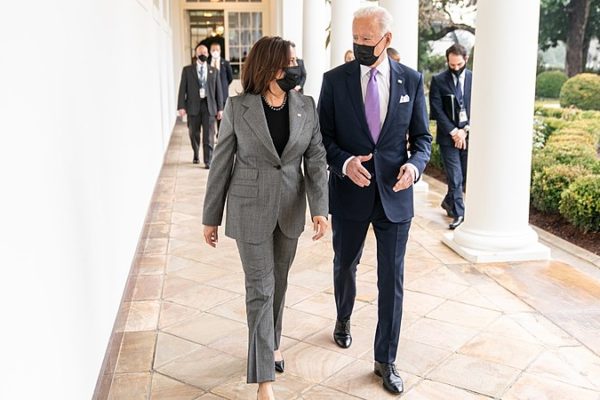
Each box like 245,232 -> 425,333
318,58 -> 432,223
208,57 -> 234,101
429,69 -> 472,146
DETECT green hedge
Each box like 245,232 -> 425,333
531,164 -> 591,213
559,175 -> 600,232
428,121 -> 444,169
560,73 -> 600,111
536,70 -> 568,99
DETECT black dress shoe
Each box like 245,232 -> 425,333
441,200 -> 455,218
333,319 -> 352,348
274,359 -> 284,373
204,163 -> 210,170
374,361 -> 404,394
449,216 -> 464,230
193,159 -> 199,164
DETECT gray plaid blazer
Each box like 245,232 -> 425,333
202,91 -> 328,244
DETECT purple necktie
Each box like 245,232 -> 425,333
365,68 -> 381,143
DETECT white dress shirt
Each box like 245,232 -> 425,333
342,59 -> 419,181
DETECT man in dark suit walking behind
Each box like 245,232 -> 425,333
318,5 -> 432,395
429,44 -> 472,229
178,43 -> 224,168
209,43 -> 233,107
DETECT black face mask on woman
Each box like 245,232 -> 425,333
353,35 -> 386,66
276,66 -> 302,92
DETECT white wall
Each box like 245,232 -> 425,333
0,0 -> 181,398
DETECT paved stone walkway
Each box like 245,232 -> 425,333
97,122 -> 600,399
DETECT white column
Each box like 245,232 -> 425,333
281,0 -> 303,50
442,0 -> 550,263
379,0 -> 419,69
302,0 -> 328,98
329,0 -> 360,68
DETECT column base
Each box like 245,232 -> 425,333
442,232 -> 551,263
414,180 -> 429,193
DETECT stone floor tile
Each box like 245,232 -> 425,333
162,313 -> 246,346
159,301 -> 201,330
150,373 -> 205,400
281,308 -> 333,341
108,372 -> 152,400
403,380 -> 492,400
284,342 -> 355,384
401,318 -> 479,352
403,290 -> 446,317
132,275 -> 163,301
291,292 -> 336,318
503,373 -> 599,400
124,301 -> 161,332
154,332 -> 202,369
156,347 -> 244,390
394,339 -> 453,377
426,300 -> 501,330
526,350 -> 598,391
458,332 -> 543,370
212,373 -> 313,400
135,255 -> 167,275
165,283 -> 240,311
208,295 -> 247,324
297,385 -> 362,400
115,331 -> 156,373
427,353 -> 521,398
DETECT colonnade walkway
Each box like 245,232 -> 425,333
98,122 -> 600,399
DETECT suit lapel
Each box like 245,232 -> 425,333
445,70 -> 455,94
241,94 -> 280,162
345,62 -> 374,146
378,60 -> 405,143
281,91 -> 306,161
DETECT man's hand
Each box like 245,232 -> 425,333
393,164 -> 416,192
346,154 -> 373,187
203,225 -> 218,248
453,129 -> 467,150
216,111 -> 223,120
312,216 -> 328,240
294,85 -> 302,92
178,109 -> 186,117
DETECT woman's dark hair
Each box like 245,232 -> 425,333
242,36 -> 291,95
445,43 -> 468,60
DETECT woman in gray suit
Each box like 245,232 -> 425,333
202,36 -> 329,400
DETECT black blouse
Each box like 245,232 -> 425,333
262,96 -> 290,157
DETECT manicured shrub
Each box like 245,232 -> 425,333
531,164 -> 591,213
559,175 -> 600,232
536,70 -> 568,99
560,73 -> 600,111
532,141 -> 597,172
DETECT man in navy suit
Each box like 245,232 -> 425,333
318,5 -> 432,395
429,44 -> 472,229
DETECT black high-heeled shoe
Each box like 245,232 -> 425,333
275,359 -> 285,373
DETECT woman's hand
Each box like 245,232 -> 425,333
312,216 -> 328,241
204,225 -> 219,247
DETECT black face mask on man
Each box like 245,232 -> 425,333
449,64 -> 466,77
353,35 -> 386,66
276,66 -> 302,92
197,54 -> 208,62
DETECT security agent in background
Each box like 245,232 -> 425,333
177,43 -> 224,168
428,43 -> 472,230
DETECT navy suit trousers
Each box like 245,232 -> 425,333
332,187 -> 410,363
